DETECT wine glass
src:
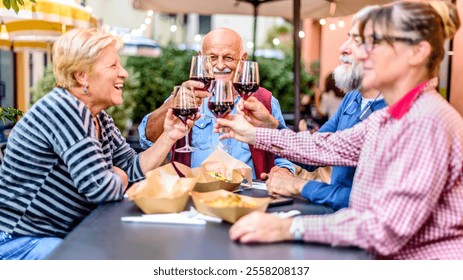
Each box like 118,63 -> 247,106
208,80 -> 235,152
171,85 -> 198,153
232,60 -> 260,100
189,55 -> 215,119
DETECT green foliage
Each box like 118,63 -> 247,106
256,55 -> 316,112
0,106 -> 23,124
2,0 -> 35,13
124,47 -> 195,123
263,23 -> 293,51
30,65 -> 55,104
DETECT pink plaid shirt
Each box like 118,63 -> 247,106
255,86 -> 463,259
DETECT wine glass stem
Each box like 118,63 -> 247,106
202,98 -> 208,117
185,130 -> 191,148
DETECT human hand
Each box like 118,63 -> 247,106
266,167 -> 305,197
113,166 -> 128,188
214,114 -> 257,145
237,96 -> 278,129
229,212 -> 293,243
260,166 -> 293,180
164,108 -> 196,142
182,80 -> 209,105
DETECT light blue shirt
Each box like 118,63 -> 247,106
138,95 -> 295,179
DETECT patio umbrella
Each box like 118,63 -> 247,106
0,0 -> 98,109
0,0 -> 97,52
131,0 -> 394,129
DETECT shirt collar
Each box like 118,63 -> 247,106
388,78 -> 438,120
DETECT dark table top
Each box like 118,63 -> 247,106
47,189 -> 371,260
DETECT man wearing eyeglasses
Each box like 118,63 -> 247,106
137,27 -> 295,179
240,6 -> 387,210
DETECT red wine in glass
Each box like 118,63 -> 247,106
172,108 -> 199,123
189,55 -> 215,120
209,80 -> 234,152
233,82 -> 259,100
190,76 -> 215,91
171,85 -> 198,153
232,61 -> 260,101
208,102 -> 234,118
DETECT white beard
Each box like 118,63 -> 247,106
333,55 -> 364,93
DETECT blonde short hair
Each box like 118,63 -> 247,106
52,28 -> 122,89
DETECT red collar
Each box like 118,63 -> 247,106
388,80 -> 433,120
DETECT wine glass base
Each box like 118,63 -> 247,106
175,146 -> 198,153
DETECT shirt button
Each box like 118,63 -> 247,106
200,124 -> 204,127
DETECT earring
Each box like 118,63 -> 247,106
83,86 -> 88,94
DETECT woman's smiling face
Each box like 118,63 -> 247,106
86,44 -> 128,109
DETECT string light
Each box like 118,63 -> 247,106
338,20 -> 345,28
319,18 -> 346,31
246,41 -> 254,49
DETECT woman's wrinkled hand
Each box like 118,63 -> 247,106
236,96 -> 278,129
229,212 -> 293,243
214,114 -> 257,145
164,108 -> 197,142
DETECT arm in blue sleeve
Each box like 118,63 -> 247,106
138,113 -> 154,150
301,180 -> 351,210
270,97 -> 287,127
274,157 -> 296,174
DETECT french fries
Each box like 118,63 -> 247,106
200,194 -> 256,208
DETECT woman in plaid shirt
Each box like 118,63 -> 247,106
218,1 -> 463,259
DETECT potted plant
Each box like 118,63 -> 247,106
0,107 -> 23,124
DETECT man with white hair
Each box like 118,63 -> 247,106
244,6 -> 387,210
138,27 -> 295,179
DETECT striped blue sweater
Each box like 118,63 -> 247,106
0,87 -> 144,238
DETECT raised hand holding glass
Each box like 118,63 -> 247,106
171,85 -> 198,153
208,80 -> 234,152
189,55 -> 215,119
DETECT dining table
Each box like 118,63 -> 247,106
46,187 -> 371,260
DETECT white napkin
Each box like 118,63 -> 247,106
121,207 -> 222,225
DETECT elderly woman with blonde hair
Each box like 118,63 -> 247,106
0,28 -> 189,259
217,0 -> 463,259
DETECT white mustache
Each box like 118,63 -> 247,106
213,67 -> 232,74
339,55 -> 354,64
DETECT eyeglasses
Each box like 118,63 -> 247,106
356,34 -> 420,53
210,55 -> 238,64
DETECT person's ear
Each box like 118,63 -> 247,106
409,41 -> 431,67
74,71 -> 88,87
241,52 -> 248,60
